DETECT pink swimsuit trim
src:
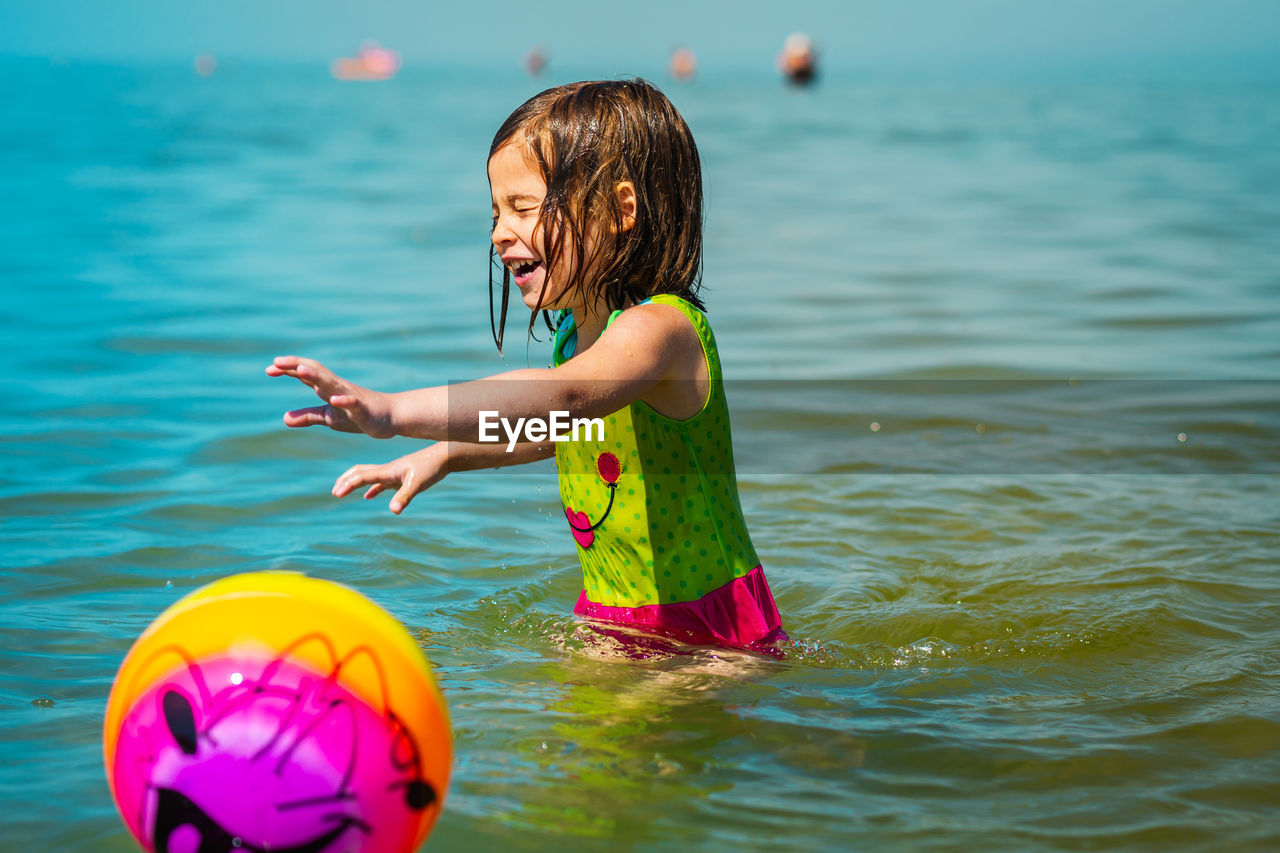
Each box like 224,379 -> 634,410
573,565 -> 787,651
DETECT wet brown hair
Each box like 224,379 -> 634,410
488,79 -> 705,352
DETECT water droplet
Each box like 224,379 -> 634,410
229,672 -> 244,685
164,580 -> 173,589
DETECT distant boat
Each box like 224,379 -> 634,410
332,40 -> 401,81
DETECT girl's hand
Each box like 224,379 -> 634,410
331,445 -> 448,514
267,356 -> 395,438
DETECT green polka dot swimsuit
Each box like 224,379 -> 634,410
551,295 -> 784,648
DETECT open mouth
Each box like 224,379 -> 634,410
508,259 -> 543,285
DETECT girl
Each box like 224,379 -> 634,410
268,80 -> 785,651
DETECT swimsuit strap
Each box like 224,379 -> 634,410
553,299 -> 653,365
604,297 -> 651,331
550,309 -> 576,365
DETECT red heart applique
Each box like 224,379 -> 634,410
597,452 -> 621,483
565,508 -> 594,549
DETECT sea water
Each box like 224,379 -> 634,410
1,58 -> 1278,850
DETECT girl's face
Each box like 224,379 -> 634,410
489,142 -> 581,311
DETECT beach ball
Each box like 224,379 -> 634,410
103,572 -> 451,852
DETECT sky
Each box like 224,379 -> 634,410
2,0 -> 1279,77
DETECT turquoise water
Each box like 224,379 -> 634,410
2,59 -> 1279,850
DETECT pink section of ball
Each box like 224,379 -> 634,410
111,654 -> 433,852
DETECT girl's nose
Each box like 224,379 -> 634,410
491,215 -> 515,248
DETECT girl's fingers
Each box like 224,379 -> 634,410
283,406 -> 332,428
330,456 -> 431,514
389,481 -> 417,515
267,356 -> 319,379
332,469 -> 359,497
328,394 -> 360,410
270,358 -> 381,436
266,355 -> 300,376
334,464 -> 379,496
270,355 -> 317,371
298,369 -> 336,401
268,357 -> 350,402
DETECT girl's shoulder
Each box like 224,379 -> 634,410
602,297 -> 706,350
607,294 -> 709,336
612,295 -> 716,359
554,296 -> 714,371
640,293 -> 705,322
603,295 -> 720,390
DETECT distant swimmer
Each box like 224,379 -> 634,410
193,54 -> 217,77
670,47 -> 697,81
777,32 -> 817,85
331,40 -> 400,81
525,46 -> 548,76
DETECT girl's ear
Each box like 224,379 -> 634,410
612,181 -> 637,233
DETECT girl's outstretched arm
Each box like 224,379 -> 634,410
333,439 -> 555,514
269,299 -> 701,441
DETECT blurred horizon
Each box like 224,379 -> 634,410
3,0 -> 1279,81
